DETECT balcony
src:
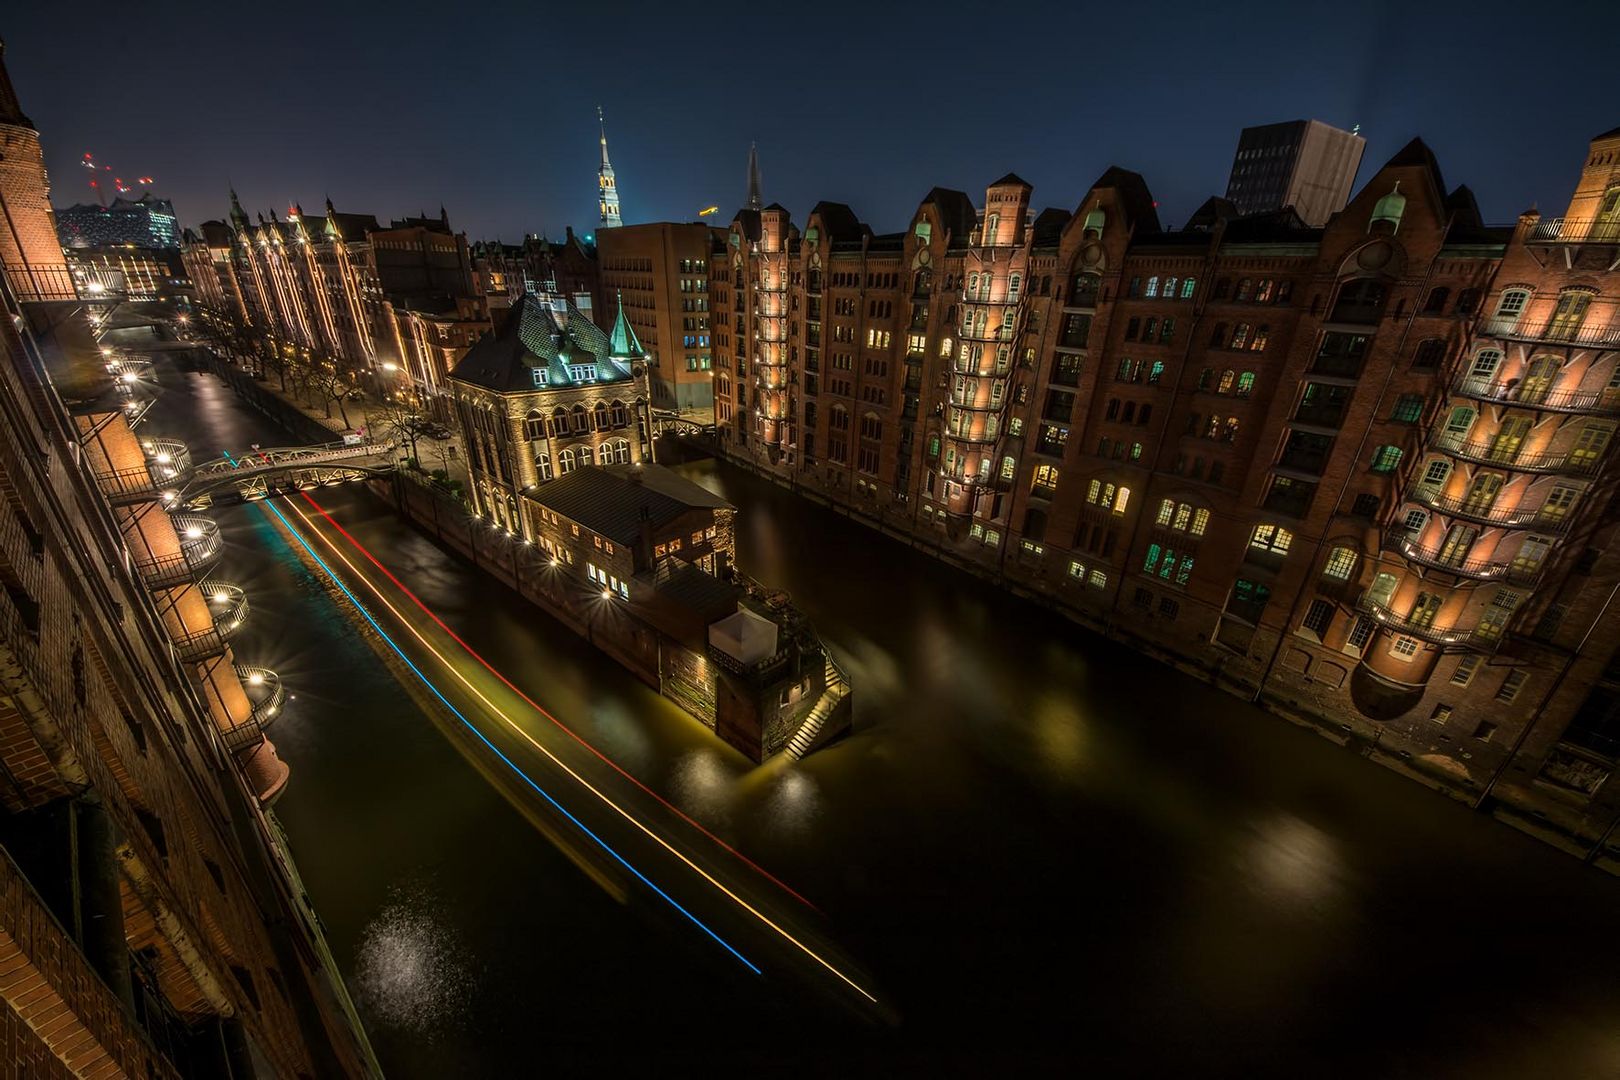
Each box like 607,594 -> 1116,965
1357,596 -> 1500,652
141,438 -> 192,483
1407,486 -> 1572,532
1388,530 -> 1545,587
171,582 -> 250,663
1481,319 -> 1620,349
90,462 -> 160,506
237,665 -> 286,726
1451,375 -> 1620,415
133,514 -> 222,588
1526,218 -> 1620,245
1426,430 -> 1601,477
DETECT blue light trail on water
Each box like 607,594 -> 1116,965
227,454 -> 763,976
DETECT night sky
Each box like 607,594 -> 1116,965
10,1 -> 1619,241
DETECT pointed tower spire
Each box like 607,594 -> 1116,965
747,142 -> 763,212
608,291 -> 643,358
597,106 -> 623,230
229,185 -> 250,233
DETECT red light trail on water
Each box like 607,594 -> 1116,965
296,490 -> 820,911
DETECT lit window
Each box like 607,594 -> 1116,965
1371,445 -> 1403,473
1250,524 -> 1293,554
1322,546 -> 1357,580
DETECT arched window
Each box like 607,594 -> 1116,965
594,401 -> 610,430
1032,464 -> 1059,492
1255,279 -> 1274,303
860,413 -> 882,440
611,400 -> 628,427
1007,272 -> 1022,302
1209,323 -> 1228,348
1218,369 -> 1236,394
1323,546 -> 1358,580
1469,349 -> 1502,380
570,404 -> 588,433
1443,406 -> 1476,436
550,407 -> 569,438
1163,276 -> 1178,298
535,452 -> 552,481
1423,286 -> 1450,314
612,438 -> 631,464
1495,288 -> 1530,320
558,448 -> 576,474
597,443 -> 613,464
1250,325 -> 1269,352
1420,457 -> 1451,488
1371,445 -> 1403,473
967,272 -> 980,298
1230,323 -> 1251,349
1237,372 -> 1256,397
1223,416 -> 1239,442
1331,279 -> 1387,323
524,410 -> 546,440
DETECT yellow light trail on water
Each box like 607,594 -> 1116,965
281,500 -> 879,1005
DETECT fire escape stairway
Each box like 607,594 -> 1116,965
783,653 -> 850,760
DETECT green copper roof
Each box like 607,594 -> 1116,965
608,292 -> 643,358
450,292 -> 635,394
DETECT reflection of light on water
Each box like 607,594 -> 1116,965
355,884 -> 476,1036
668,748 -> 734,828
1034,694 -> 1087,775
761,769 -> 821,839
1243,816 -> 1343,909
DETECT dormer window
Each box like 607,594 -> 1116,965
569,364 -> 598,383
532,368 -> 549,387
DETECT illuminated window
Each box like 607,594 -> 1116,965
1322,546 -> 1357,580
1371,445 -> 1403,473
1250,524 -> 1293,554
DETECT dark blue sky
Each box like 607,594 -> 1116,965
10,1 -> 1619,240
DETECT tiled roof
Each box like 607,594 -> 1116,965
449,292 -> 633,393
525,465 -> 732,546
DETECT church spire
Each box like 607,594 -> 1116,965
747,142 -> 763,212
597,106 -> 623,230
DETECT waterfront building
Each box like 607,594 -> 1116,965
65,243 -> 188,301
709,128 -> 1620,848
0,40 -> 374,1075
448,290 -> 655,530
1224,119 -> 1366,226
471,227 -> 601,317
57,194 -> 182,250
596,222 -> 719,415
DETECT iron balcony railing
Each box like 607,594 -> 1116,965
91,463 -> 160,505
1387,529 -> 1546,586
133,514 -> 223,588
1357,595 -> 1502,652
1,262 -> 80,302
1527,218 -> 1620,244
237,665 -> 286,726
1406,486 -> 1574,532
1481,318 -> 1620,349
1450,375 -> 1620,415
218,715 -> 266,753
171,582 -> 249,663
141,438 -> 192,483
1426,430 -> 1602,477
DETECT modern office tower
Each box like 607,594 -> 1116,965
1224,119 -> 1366,226
596,222 -> 719,415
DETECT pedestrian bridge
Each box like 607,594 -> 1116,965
177,440 -> 398,508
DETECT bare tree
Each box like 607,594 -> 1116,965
306,359 -> 354,428
384,408 -> 435,466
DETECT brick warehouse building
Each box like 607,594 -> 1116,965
709,128 -> 1620,857
0,40 -> 375,1076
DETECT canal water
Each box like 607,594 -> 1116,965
152,362 -> 1620,1076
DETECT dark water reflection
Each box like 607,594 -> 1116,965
150,365 -> 1620,1076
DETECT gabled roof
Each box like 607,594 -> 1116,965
1381,137 -> 1446,201
1088,167 -> 1162,234
1030,207 -> 1071,247
1184,196 -> 1239,231
1594,124 -> 1620,142
989,172 -> 1031,189
808,201 -> 865,241
449,291 -> 631,393
524,464 -> 732,547
919,187 -> 977,246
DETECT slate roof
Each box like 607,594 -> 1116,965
920,187 -> 977,246
525,465 -> 732,546
990,172 -> 1031,189
449,292 -> 633,393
